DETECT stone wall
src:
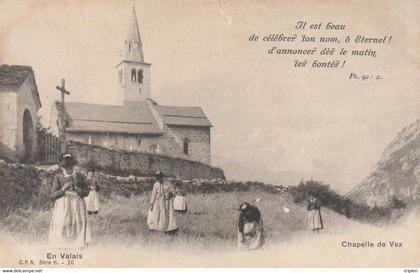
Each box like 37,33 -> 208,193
0,91 -> 17,161
67,141 -> 224,180
0,77 -> 39,162
166,125 -> 211,165
67,132 -> 163,154
0,159 -> 286,215
65,126 -> 211,165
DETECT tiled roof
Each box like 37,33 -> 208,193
61,100 -> 212,135
0,64 -> 41,107
155,105 -> 212,127
64,102 -> 164,135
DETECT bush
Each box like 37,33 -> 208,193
288,179 -> 394,223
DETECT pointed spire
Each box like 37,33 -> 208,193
127,7 -> 141,43
125,7 -> 144,62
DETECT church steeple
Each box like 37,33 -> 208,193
117,7 -> 151,104
125,7 -> 144,62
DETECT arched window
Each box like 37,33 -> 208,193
137,69 -> 143,83
183,138 -> 189,155
131,69 -> 136,82
128,43 -> 131,52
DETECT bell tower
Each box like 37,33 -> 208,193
117,7 -> 151,105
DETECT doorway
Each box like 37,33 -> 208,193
22,109 -> 34,161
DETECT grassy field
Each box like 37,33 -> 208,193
1,191 -> 357,250
1,191 -> 419,267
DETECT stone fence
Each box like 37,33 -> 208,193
67,141 -> 225,180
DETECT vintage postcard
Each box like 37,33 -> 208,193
0,0 -> 419,269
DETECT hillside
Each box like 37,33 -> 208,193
347,119 -> 420,207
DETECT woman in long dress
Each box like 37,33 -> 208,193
84,169 -> 100,215
147,171 -> 178,234
49,154 -> 91,249
237,202 -> 264,250
307,195 -> 324,233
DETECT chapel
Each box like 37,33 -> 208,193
57,8 -> 212,164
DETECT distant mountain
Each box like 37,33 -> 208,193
347,119 -> 420,207
215,160 -> 305,186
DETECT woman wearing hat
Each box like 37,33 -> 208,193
237,202 -> 265,250
48,153 -> 91,248
147,170 -> 178,234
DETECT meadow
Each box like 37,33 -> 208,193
1,190 -> 419,267
2,190 -> 362,251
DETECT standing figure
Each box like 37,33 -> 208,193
307,195 -> 324,233
237,202 -> 265,250
48,154 -> 91,249
173,182 -> 187,214
84,169 -> 100,215
147,171 -> 178,234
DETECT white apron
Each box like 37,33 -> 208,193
307,209 -> 323,230
173,195 -> 187,211
84,190 -> 99,212
49,191 -> 91,249
238,218 -> 264,250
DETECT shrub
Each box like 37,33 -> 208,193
288,179 -> 394,223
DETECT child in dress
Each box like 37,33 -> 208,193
84,169 -> 100,215
173,182 -> 187,214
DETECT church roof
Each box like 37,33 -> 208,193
0,64 -> 42,108
64,102 -> 164,135
62,101 -> 212,135
155,105 -> 213,127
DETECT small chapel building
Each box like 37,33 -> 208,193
57,8 -> 212,164
0,65 -> 41,162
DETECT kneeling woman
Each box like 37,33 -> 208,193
237,202 -> 265,250
49,154 -> 91,249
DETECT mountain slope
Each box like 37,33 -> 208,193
347,119 -> 420,206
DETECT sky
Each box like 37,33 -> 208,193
1,0 -> 419,193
